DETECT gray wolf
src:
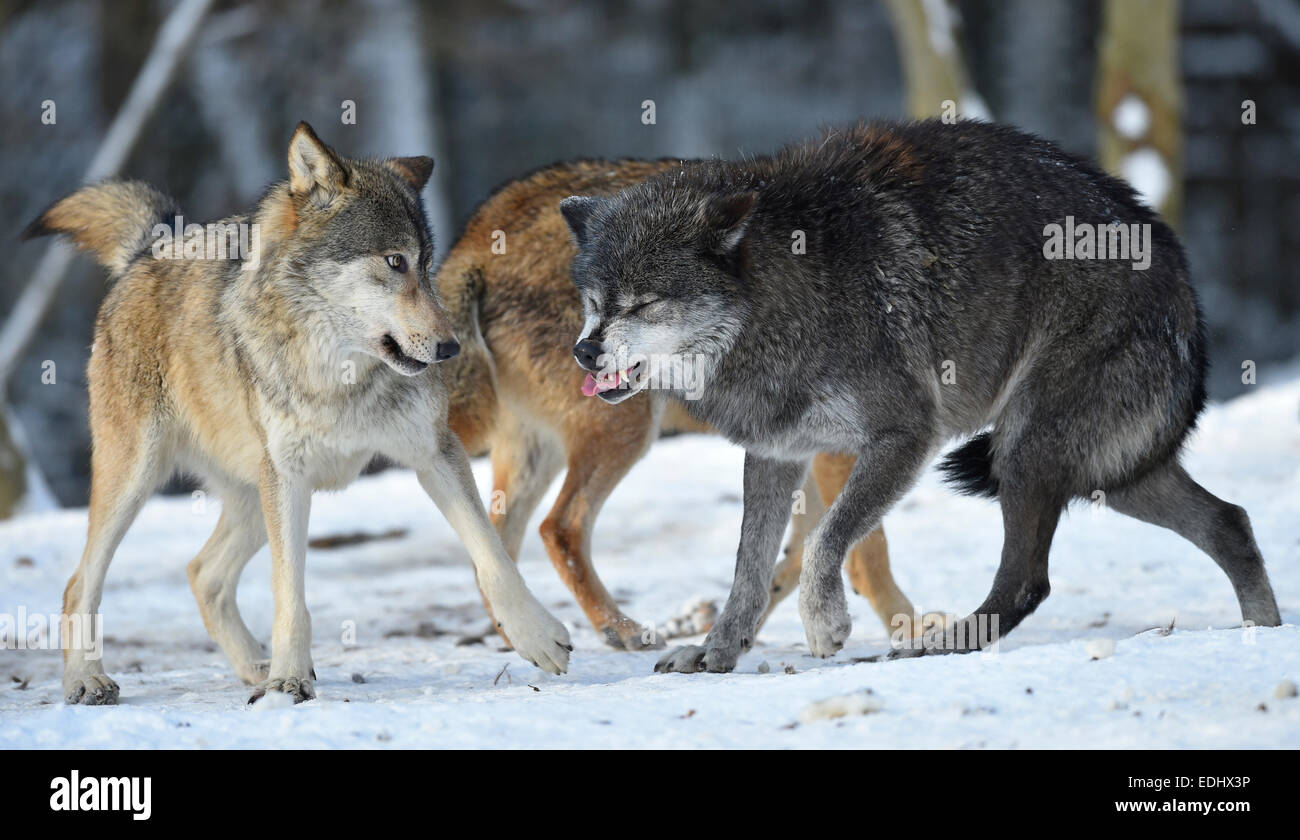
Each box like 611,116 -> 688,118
558,119 -> 1282,672
25,121 -> 571,704
438,159 -> 945,651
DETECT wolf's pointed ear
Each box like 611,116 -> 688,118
560,196 -> 602,248
288,121 -> 347,198
385,156 -> 435,192
700,192 -> 758,254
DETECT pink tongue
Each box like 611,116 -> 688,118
581,371 -> 621,397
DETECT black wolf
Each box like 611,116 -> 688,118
560,119 -> 1282,672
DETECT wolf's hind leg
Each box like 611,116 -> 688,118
187,488 -> 269,685
897,484 -> 1063,657
539,422 -> 658,651
478,417 -> 564,645
846,528 -> 940,636
490,417 -> 565,560
1108,461 -> 1281,626
63,421 -> 169,705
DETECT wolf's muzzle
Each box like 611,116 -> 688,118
574,339 -> 603,371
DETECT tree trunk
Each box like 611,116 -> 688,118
0,410 -> 25,518
0,0 -> 213,517
1095,0 -> 1184,229
884,0 -> 987,120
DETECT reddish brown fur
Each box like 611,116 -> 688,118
439,159 -> 944,648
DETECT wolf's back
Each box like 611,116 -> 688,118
23,181 -> 179,278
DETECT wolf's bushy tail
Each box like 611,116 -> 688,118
23,181 -> 179,278
437,259 -> 499,456
937,431 -> 1000,498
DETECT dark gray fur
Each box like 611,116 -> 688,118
560,120 -> 1282,670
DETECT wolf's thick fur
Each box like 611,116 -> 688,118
439,159 -> 941,651
560,120 -> 1282,672
30,122 -> 570,705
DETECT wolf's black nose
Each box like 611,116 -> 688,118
435,340 -> 460,361
574,339 -> 603,371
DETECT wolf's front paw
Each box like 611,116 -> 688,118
654,643 -> 739,674
805,612 -> 851,658
601,617 -> 664,651
64,673 -> 119,706
248,676 -> 315,705
800,586 -> 851,658
499,599 -> 571,675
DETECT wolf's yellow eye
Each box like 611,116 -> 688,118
386,254 -> 408,273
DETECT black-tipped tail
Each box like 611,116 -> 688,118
20,181 -> 180,277
938,432 -> 999,498
20,212 -> 54,241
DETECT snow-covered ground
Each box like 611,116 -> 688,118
1,375 -> 1297,748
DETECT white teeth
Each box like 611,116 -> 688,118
619,368 -> 628,381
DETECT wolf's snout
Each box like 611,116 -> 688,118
435,339 -> 460,361
379,333 -> 431,375
574,339 -> 603,371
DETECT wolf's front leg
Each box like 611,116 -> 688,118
656,453 -> 807,674
248,457 -> 316,704
417,431 -> 572,674
799,430 -> 932,658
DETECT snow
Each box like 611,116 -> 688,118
921,0 -> 958,58
959,92 -> 992,122
1,375 -> 1298,748
1085,638 -> 1117,661
1121,146 -> 1172,211
1112,94 -> 1150,140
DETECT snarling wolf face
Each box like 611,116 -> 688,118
280,122 -> 458,376
559,184 -> 754,404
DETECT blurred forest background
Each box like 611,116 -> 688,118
0,0 -> 1297,513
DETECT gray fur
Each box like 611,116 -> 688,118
655,455 -> 806,672
34,123 -> 571,705
563,120 -> 1282,668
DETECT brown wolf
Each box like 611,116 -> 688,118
27,122 -> 571,705
439,159 -> 945,650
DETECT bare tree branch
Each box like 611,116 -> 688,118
0,0 -> 215,386
0,0 -> 214,517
